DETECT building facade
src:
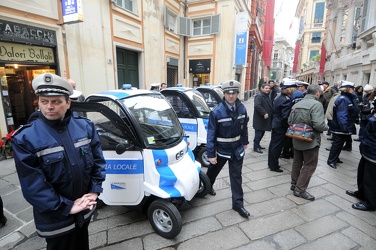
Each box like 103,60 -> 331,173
0,0 -> 265,136
270,37 -> 294,82
322,0 -> 376,86
293,0 -> 326,83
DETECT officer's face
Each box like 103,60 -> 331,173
38,95 -> 71,120
224,91 -> 238,105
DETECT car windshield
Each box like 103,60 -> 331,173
185,90 -> 211,118
121,94 -> 183,147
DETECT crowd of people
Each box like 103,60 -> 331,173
252,78 -> 376,211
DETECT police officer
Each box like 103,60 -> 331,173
327,81 -> 359,169
346,97 -> 376,211
206,80 -> 250,218
12,73 -> 106,250
268,79 -> 297,172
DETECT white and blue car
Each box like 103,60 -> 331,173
70,89 -> 210,239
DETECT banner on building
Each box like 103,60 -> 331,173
62,0 -> 84,24
234,12 -> 249,66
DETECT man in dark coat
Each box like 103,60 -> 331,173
253,83 -> 272,153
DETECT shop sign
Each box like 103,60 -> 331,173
62,0 -> 84,24
189,59 -> 211,74
0,20 -> 56,47
0,42 -> 55,63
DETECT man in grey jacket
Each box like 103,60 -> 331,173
288,85 -> 328,201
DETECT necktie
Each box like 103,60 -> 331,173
231,107 -> 235,112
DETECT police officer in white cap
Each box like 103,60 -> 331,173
12,73 -> 106,249
327,80 -> 359,169
206,80 -> 250,218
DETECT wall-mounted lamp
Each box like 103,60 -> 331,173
14,64 -> 18,69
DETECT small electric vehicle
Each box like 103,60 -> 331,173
161,87 -> 211,167
196,86 -> 224,110
70,89 -> 210,239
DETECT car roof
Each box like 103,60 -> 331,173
87,89 -> 156,100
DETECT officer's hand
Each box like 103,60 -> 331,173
209,157 -> 217,165
264,113 -> 268,119
244,145 -> 248,150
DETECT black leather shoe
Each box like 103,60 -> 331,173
326,131 -> 332,136
270,168 -> 283,172
208,187 -> 216,196
352,202 -> 376,211
346,190 -> 360,199
280,154 -> 291,159
233,206 -> 250,218
327,137 -> 334,141
328,163 -> 337,169
253,148 -> 263,154
260,146 -> 266,149
290,184 -> 296,191
293,191 -> 315,201
0,216 -> 7,228
353,138 -> 361,142
337,159 -> 344,163
342,147 -> 352,152
326,147 -> 331,151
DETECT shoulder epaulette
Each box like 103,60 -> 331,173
12,123 -> 32,137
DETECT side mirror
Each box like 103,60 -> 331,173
115,142 -> 134,154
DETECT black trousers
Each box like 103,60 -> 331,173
357,157 -> 376,207
206,155 -> 244,208
327,133 -> 347,165
46,220 -> 90,250
268,127 -> 286,170
253,130 -> 265,149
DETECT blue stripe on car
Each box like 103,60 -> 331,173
98,91 -> 130,98
152,150 -> 181,197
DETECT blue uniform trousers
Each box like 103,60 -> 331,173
206,155 -> 244,208
268,127 -> 286,170
328,133 -> 347,164
357,157 -> 376,207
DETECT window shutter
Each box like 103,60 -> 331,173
178,16 -> 191,36
210,14 -> 220,34
361,0 -> 368,32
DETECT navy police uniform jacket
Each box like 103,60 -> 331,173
329,93 -> 359,134
360,114 -> 376,162
12,111 -> 106,238
207,99 -> 249,160
272,93 -> 293,129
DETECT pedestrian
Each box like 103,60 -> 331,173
67,79 -> 85,102
288,85 -> 328,201
268,79 -> 297,172
268,80 -> 278,102
206,80 -> 250,218
355,84 -> 374,141
0,196 -> 7,228
12,73 -> 106,250
150,83 -> 160,91
346,96 -> 376,211
327,81 -> 359,169
355,85 -> 364,104
318,81 -> 333,112
160,82 -> 167,90
252,83 -> 272,153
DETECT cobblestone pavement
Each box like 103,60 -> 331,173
1,97 -> 375,249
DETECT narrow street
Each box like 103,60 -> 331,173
1,97 -> 375,249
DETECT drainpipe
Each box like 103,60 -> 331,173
183,0 -> 188,81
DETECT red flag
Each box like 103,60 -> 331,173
319,42 -> 327,75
